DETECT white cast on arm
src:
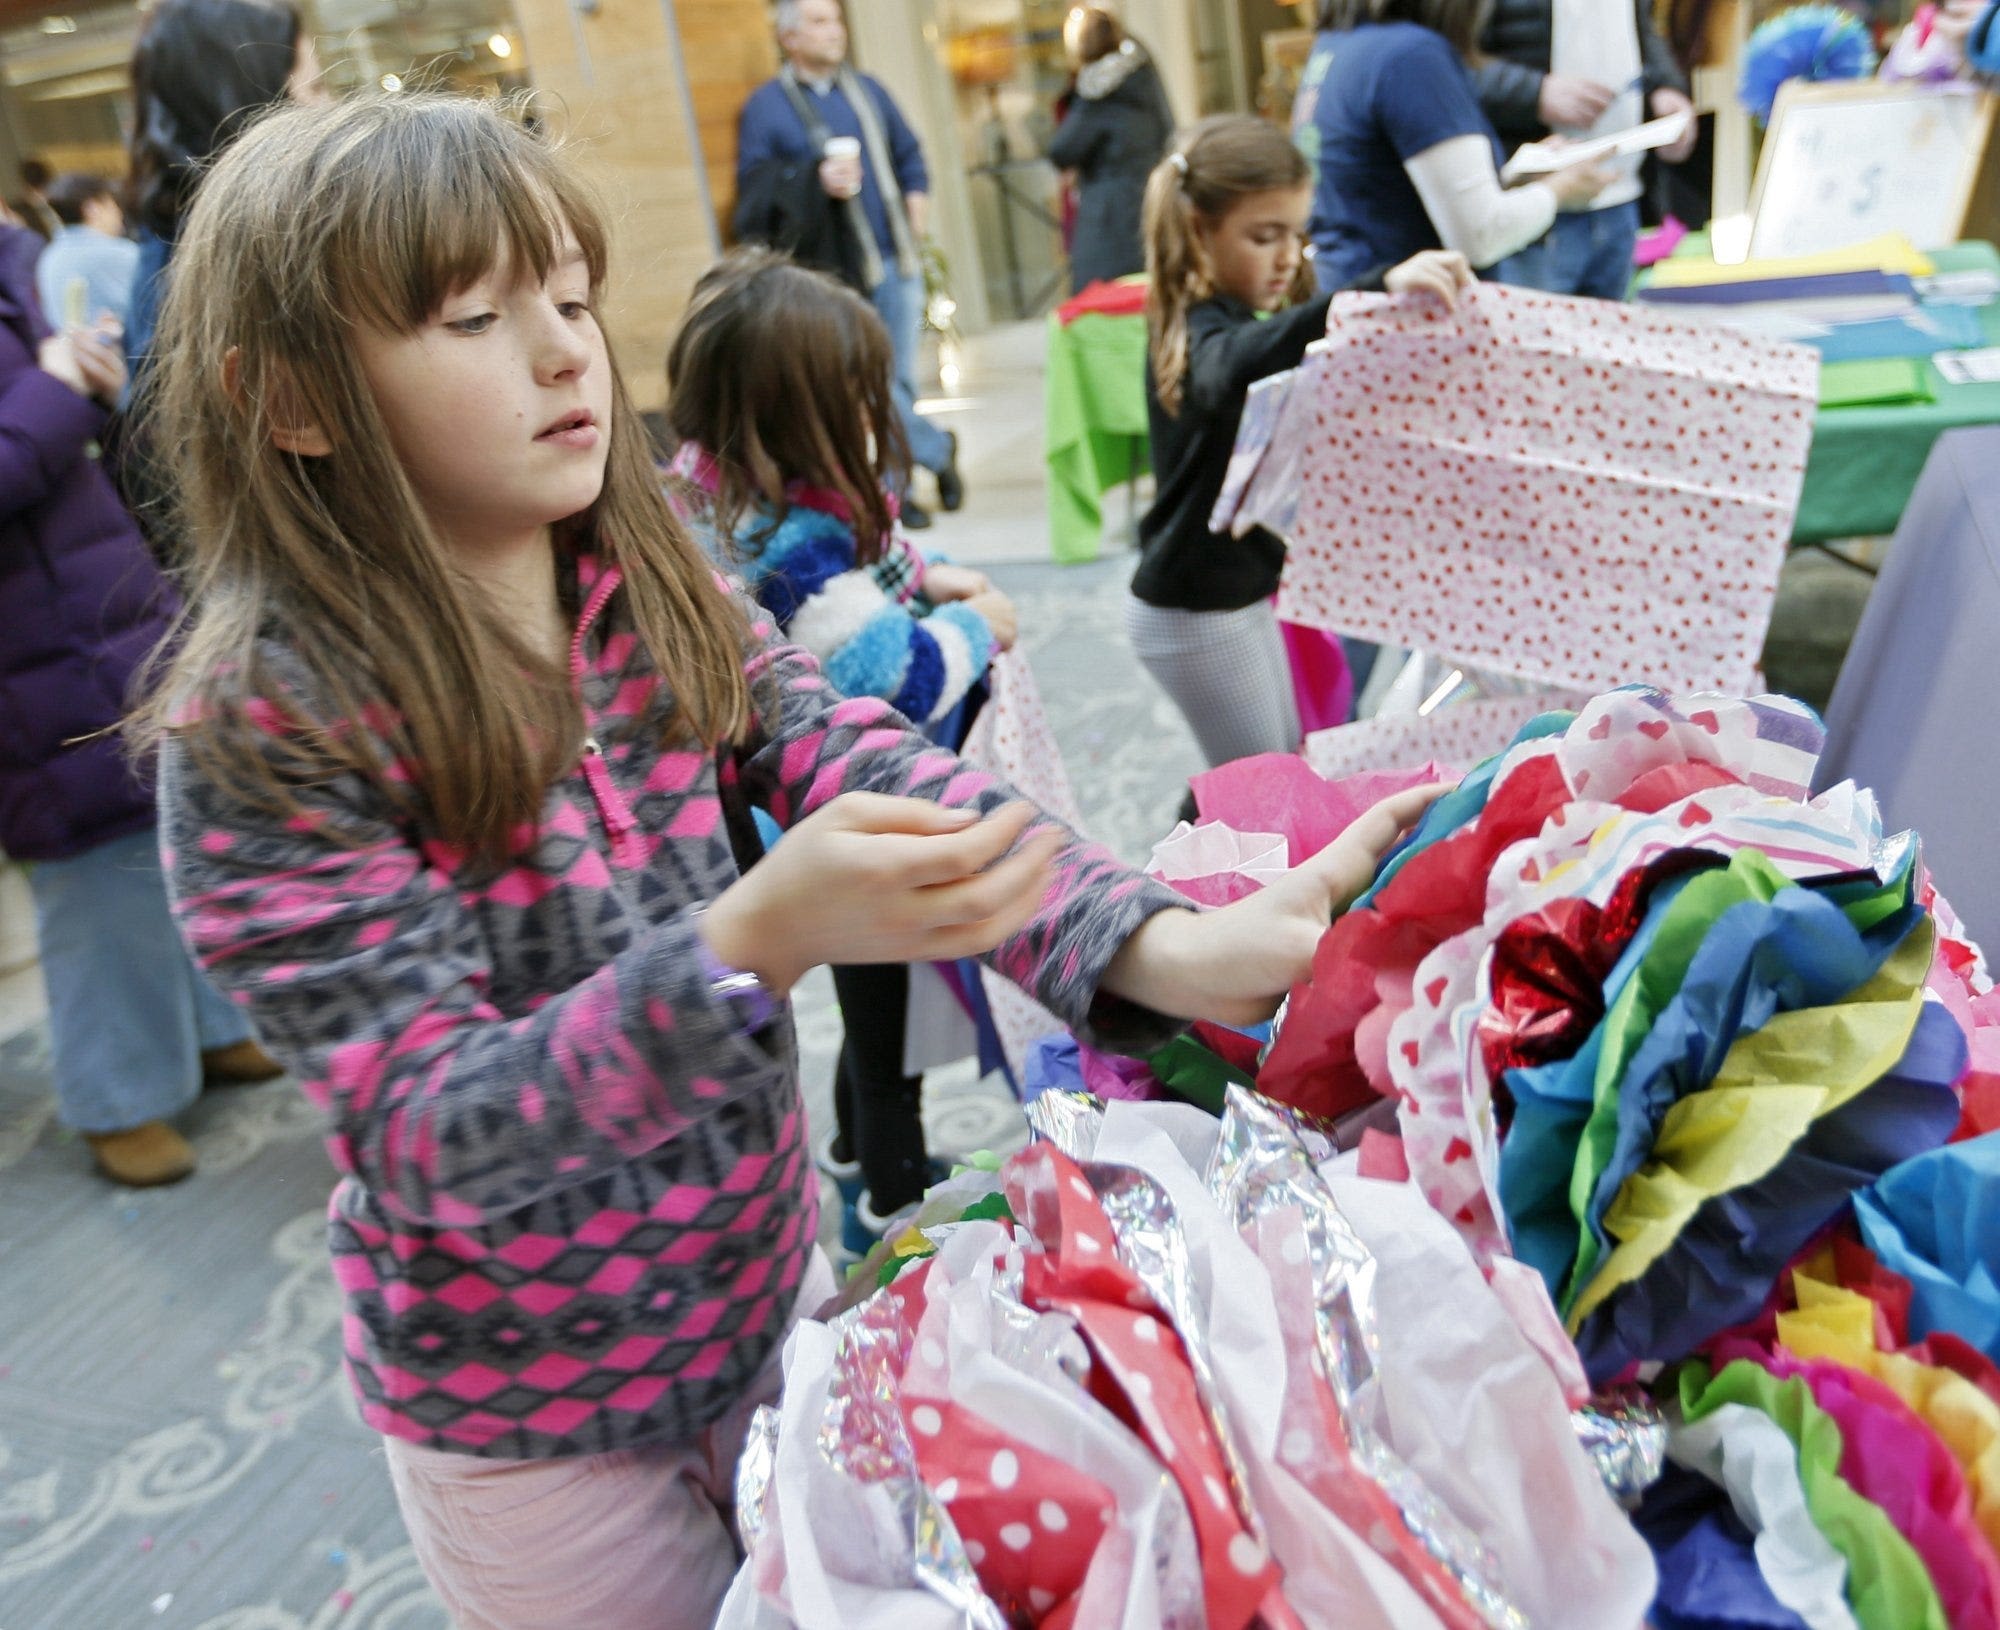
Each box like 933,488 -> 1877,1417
1404,133 -> 1558,269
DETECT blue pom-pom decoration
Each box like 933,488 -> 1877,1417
1739,4 -> 1878,122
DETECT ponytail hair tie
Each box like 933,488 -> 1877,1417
1168,150 -> 1190,184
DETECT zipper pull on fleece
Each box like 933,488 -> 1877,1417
578,735 -> 646,868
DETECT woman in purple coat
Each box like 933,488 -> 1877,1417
0,219 -> 278,1185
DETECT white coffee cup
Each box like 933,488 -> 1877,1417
822,136 -> 863,198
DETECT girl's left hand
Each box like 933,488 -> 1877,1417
963,588 -> 1019,651
924,563 -> 993,602
1100,785 -> 1446,1027
1384,251 -> 1475,313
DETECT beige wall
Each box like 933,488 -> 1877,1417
514,0 -> 726,412
1123,0 -> 1203,125
676,0 -> 779,236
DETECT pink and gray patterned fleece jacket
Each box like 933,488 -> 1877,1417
158,556 -> 1185,1461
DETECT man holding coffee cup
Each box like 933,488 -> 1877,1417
735,0 -> 965,526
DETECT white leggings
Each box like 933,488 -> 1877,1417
1124,595 -> 1301,769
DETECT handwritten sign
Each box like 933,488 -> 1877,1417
1749,82 -> 1998,260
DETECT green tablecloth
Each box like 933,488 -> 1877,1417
1044,310 -> 1149,564
1041,243 -> 2000,560
1793,241 -> 2000,544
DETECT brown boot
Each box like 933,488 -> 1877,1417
200,1040 -> 286,1085
84,1121 -> 196,1187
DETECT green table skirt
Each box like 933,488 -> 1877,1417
1043,310 -> 1149,564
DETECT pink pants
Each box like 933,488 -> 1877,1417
384,1249 -> 835,1630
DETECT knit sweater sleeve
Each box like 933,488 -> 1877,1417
1181,294 -> 1337,419
741,507 -> 993,723
158,688 -> 802,1230
735,597 -> 1188,1055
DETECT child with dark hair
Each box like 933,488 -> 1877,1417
0,199 -> 276,1191
664,246 -> 1014,1250
10,157 -> 58,238
124,0 -> 323,362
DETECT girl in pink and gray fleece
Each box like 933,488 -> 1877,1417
142,93 -> 1430,1630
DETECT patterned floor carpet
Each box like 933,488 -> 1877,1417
0,554 -> 1195,1630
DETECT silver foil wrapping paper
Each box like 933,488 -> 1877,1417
1213,1086 -> 1527,1630
1572,1389 -> 1668,1503
1024,1089 -> 1107,1162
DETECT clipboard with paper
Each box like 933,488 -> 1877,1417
1499,110 -> 1693,185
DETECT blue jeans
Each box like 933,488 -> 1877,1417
869,270 -> 952,475
25,828 -> 253,1132
1493,200 -> 1642,302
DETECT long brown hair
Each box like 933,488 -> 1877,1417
665,247 -> 906,564
132,92 -> 758,869
1143,114 -> 1314,416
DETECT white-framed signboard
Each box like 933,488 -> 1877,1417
1747,81 -> 1999,260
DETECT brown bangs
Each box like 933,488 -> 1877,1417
314,102 -> 611,334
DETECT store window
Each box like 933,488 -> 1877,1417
2,8 -> 133,178
2,0 -> 529,191
310,0 -> 528,99
935,0 -> 1070,319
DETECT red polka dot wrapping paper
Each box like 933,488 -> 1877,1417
1002,1144 -> 1288,1630
1248,285 -> 1820,697
888,1144 -> 1288,1630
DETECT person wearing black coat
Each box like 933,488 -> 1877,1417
729,131 -> 867,292
1049,11 -> 1176,293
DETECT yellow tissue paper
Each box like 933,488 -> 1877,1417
1646,233 -> 1937,288
1566,921 -> 1933,1330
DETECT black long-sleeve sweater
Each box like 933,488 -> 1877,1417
1132,274 -> 1382,613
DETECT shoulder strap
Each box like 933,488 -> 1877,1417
714,745 -> 770,877
778,68 -> 832,149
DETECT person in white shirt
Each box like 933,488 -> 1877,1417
1473,0 -> 1697,300
34,175 -> 141,332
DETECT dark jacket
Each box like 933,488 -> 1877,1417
731,154 -> 869,291
1133,273 -> 1383,613
0,223 -> 176,862
1049,45 -> 1176,291
1472,0 -> 1688,146
733,70 -> 928,293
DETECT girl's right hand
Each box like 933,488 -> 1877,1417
963,588 -> 1019,651
1384,250 -> 1474,311
698,795 -> 1061,995
1548,159 -> 1617,210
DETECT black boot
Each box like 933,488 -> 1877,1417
936,432 -> 965,512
